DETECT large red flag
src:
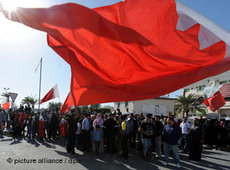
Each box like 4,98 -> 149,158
60,93 -> 74,114
2,0 -> 230,105
203,91 -> 225,112
2,102 -> 10,110
40,84 -> 59,104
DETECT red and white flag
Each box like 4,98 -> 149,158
40,84 -> 59,104
203,91 -> 225,112
2,0 -> 230,106
220,84 -> 230,98
9,92 -> 18,102
60,92 -> 74,114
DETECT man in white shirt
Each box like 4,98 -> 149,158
179,118 -> 191,153
124,108 -> 130,115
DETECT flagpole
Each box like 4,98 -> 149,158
38,57 -> 42,112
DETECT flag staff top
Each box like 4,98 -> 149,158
38,57 -> 42,112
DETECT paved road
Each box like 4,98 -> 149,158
0,136 -> 230,170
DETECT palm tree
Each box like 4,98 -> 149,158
21,96 -> 38,109
48,102 -> 62,112
175,92 -> 205,118
1,92 -> 10,103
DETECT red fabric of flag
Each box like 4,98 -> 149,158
203,91 -> 225,112
40,85 -> 59,104
2,102 -> 10,110
3,0 -> 230,105
60,93 -> 74,114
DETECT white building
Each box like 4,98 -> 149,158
114,97 -> 176,117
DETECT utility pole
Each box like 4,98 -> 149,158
38,58 -> 42,112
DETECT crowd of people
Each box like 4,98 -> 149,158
0,106 -> 230,168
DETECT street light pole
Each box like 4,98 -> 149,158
38,58 -> 42,112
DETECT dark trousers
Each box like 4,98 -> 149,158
82,130 -> 90,152
75,134 -> 81,149
180,134 -> 188,152
95,141 -> 100,154
106,134 -> 116,154
67,136 -> 76,154
129,132 -> 137,149
121,134 -> 129,159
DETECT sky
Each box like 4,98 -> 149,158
0,0 -> 230,108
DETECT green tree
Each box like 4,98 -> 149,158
90,104 -> 101,110
1,92 -> 10,103
21,96 -> 38,109
80,105 -> 89,113
175,92 -> 205,118
48,102 -> 62,112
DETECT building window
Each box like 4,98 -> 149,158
117,102 -> 120,109
125,101 -> 128,108
184,88 -> 190,93
220,80 -> 228,85
199,85 -> 205,91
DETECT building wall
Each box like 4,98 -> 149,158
114,98 -> 176,116
114,101 -> 134,113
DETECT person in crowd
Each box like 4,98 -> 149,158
93,114 -> 104,128
93,114 -> 104,153
6,109 -> 12,133
117,109 -> 122,116
93,125 -> 103,155
60,115 -> 68,139
19,112 -> 25,136
50,112 -> 58,140
76,118 -> 82,150
154,115 -> 164,159
38,113 -> 45,141
162,117 -> 181,168
121,115 -> 129,159
137,116 -> 145,153
32,112 -> 39,140
128,113 -> 138,150
139,113 -> 154,160
187,118 -> 203,161
124,108 -> 130,115
82,114 -> 91,152
0,108 -> 5,138
66,113 -> 77,155
179,118 -> 191,153
103,113 -> 117,155
115,114 -> 122,154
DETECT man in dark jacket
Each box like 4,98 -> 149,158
103,113 -> 117,155
162,117 -> 181,168
128,113 -> 138,149
154,116 -> 164,158
66,113 -> 77,155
